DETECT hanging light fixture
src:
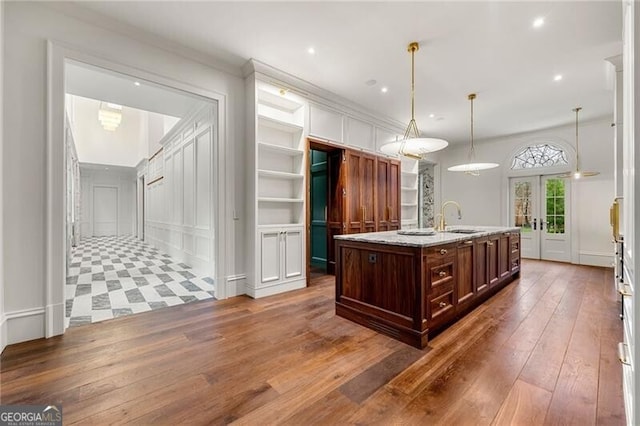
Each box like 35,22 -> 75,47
558,107 -> 599,179
98,102 -> 123,131
448,93 -> 499,176
379,42 -> 448,160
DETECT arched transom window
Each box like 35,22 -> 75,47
511,144 -> 568,169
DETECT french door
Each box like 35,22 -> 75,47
510,175 -> 571,262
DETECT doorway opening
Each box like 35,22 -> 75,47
510,175 -> 571,262
306,139 -> 345,282
63,59 -> 218,328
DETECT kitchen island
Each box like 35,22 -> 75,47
334,226 -> 521,349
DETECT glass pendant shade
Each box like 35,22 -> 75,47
448,93 -> 498,175
558,107 -> 599,179
379,42 -> 448,159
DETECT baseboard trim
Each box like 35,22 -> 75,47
226,274 -> 246,298
579,251 -> 614,268
0,314 -> 7,354
5,307 -> 46,345
245,278 -> 306,299
45,302 -> 65,338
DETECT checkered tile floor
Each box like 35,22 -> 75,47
66,235 -> 215,328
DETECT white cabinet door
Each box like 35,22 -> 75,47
309,104 -> 343,142
284,229 -> 303,279
260,230 -> 281,284
346,117 -> 374,151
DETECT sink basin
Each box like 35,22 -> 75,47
446,229 -> 483,234
397,229 -> 436,236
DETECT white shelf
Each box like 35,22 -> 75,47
258,169 -> 304,180
402,203 -> 418,207
258,115 -> 303,133
402,187 -> 418,192
258,197 -> 304,203
258,142 -> 304,156
402,171 -> 418,177
258,89 -> 303,113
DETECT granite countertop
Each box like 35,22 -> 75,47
334,225 -> 520,248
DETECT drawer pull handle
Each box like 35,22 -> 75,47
438,271 -> 447,277
618,283 -> 633,297
618,342 -> 631,366
440,249 -> 448,255
464,240 -> 473,245
487,242 -> 494,247
438,302 -> 447,308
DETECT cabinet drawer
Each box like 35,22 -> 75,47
430,288 -> 455,321
426,243 -> 457,259
429,261 -> 455,290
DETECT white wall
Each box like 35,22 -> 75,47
79,165 -> 136,239
68,95 -> 179,168
3,2 -> 245,345
0,0 -> 6,353
434,117 -> 615,266
144,105 -> 216,277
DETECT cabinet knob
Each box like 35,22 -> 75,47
438,301 -> 447,308
487,242 -> 494,247
440,249 -> 447,255
438,271 -> 447,277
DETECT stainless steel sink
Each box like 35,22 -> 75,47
397,229 -> 437,236
446,229 -> 483,234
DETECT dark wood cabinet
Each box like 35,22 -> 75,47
376,158 -> 401,231
345,150 -> 377,234
510,233 -> 521,273
456,239 -> 475,311
425,244 -> 457,329
475,238 -> 489,295
498,232 -> 512,280
335,229 -> 521,349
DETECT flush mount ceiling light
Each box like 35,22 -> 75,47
558,107 -> 599,179
448,93 -> 499,176
379,42 -> 448,160
98,102 -> 122,131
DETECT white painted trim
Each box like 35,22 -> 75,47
225,274 -> 247,298
6,307 -> 46,345
46,41 -> 231,344
578,251 -> 615,268
0,314 -> 7,354
245,278 -> 306,299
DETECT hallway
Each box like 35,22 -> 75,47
65,235 -> 215,328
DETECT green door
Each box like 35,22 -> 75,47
310,150 -> 328,270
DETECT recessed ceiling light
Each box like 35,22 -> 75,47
307,47 -> 315,55
134,81 -> 141,86
381,87 -> 388,93
365,79 -> 377,86
554,74 -> 563,81
429,113 -> 435,118
533,17 -> 545,28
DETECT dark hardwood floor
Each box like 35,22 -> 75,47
0,260 -> 625,425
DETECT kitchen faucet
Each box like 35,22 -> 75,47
435,200 -> 462,232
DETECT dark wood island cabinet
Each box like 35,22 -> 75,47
335,226 -> 521,349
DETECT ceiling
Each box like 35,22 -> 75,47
69,1 -> 622,145
65,60 -> 207,118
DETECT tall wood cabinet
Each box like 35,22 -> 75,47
345,150 -> 377,234
377,158 -> 401,231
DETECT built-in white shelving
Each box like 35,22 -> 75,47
400,158 -> 419,228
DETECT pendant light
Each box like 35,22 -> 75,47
448,93 -> 499,176
379,42 -> 448,160
558,107 -> 599,179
